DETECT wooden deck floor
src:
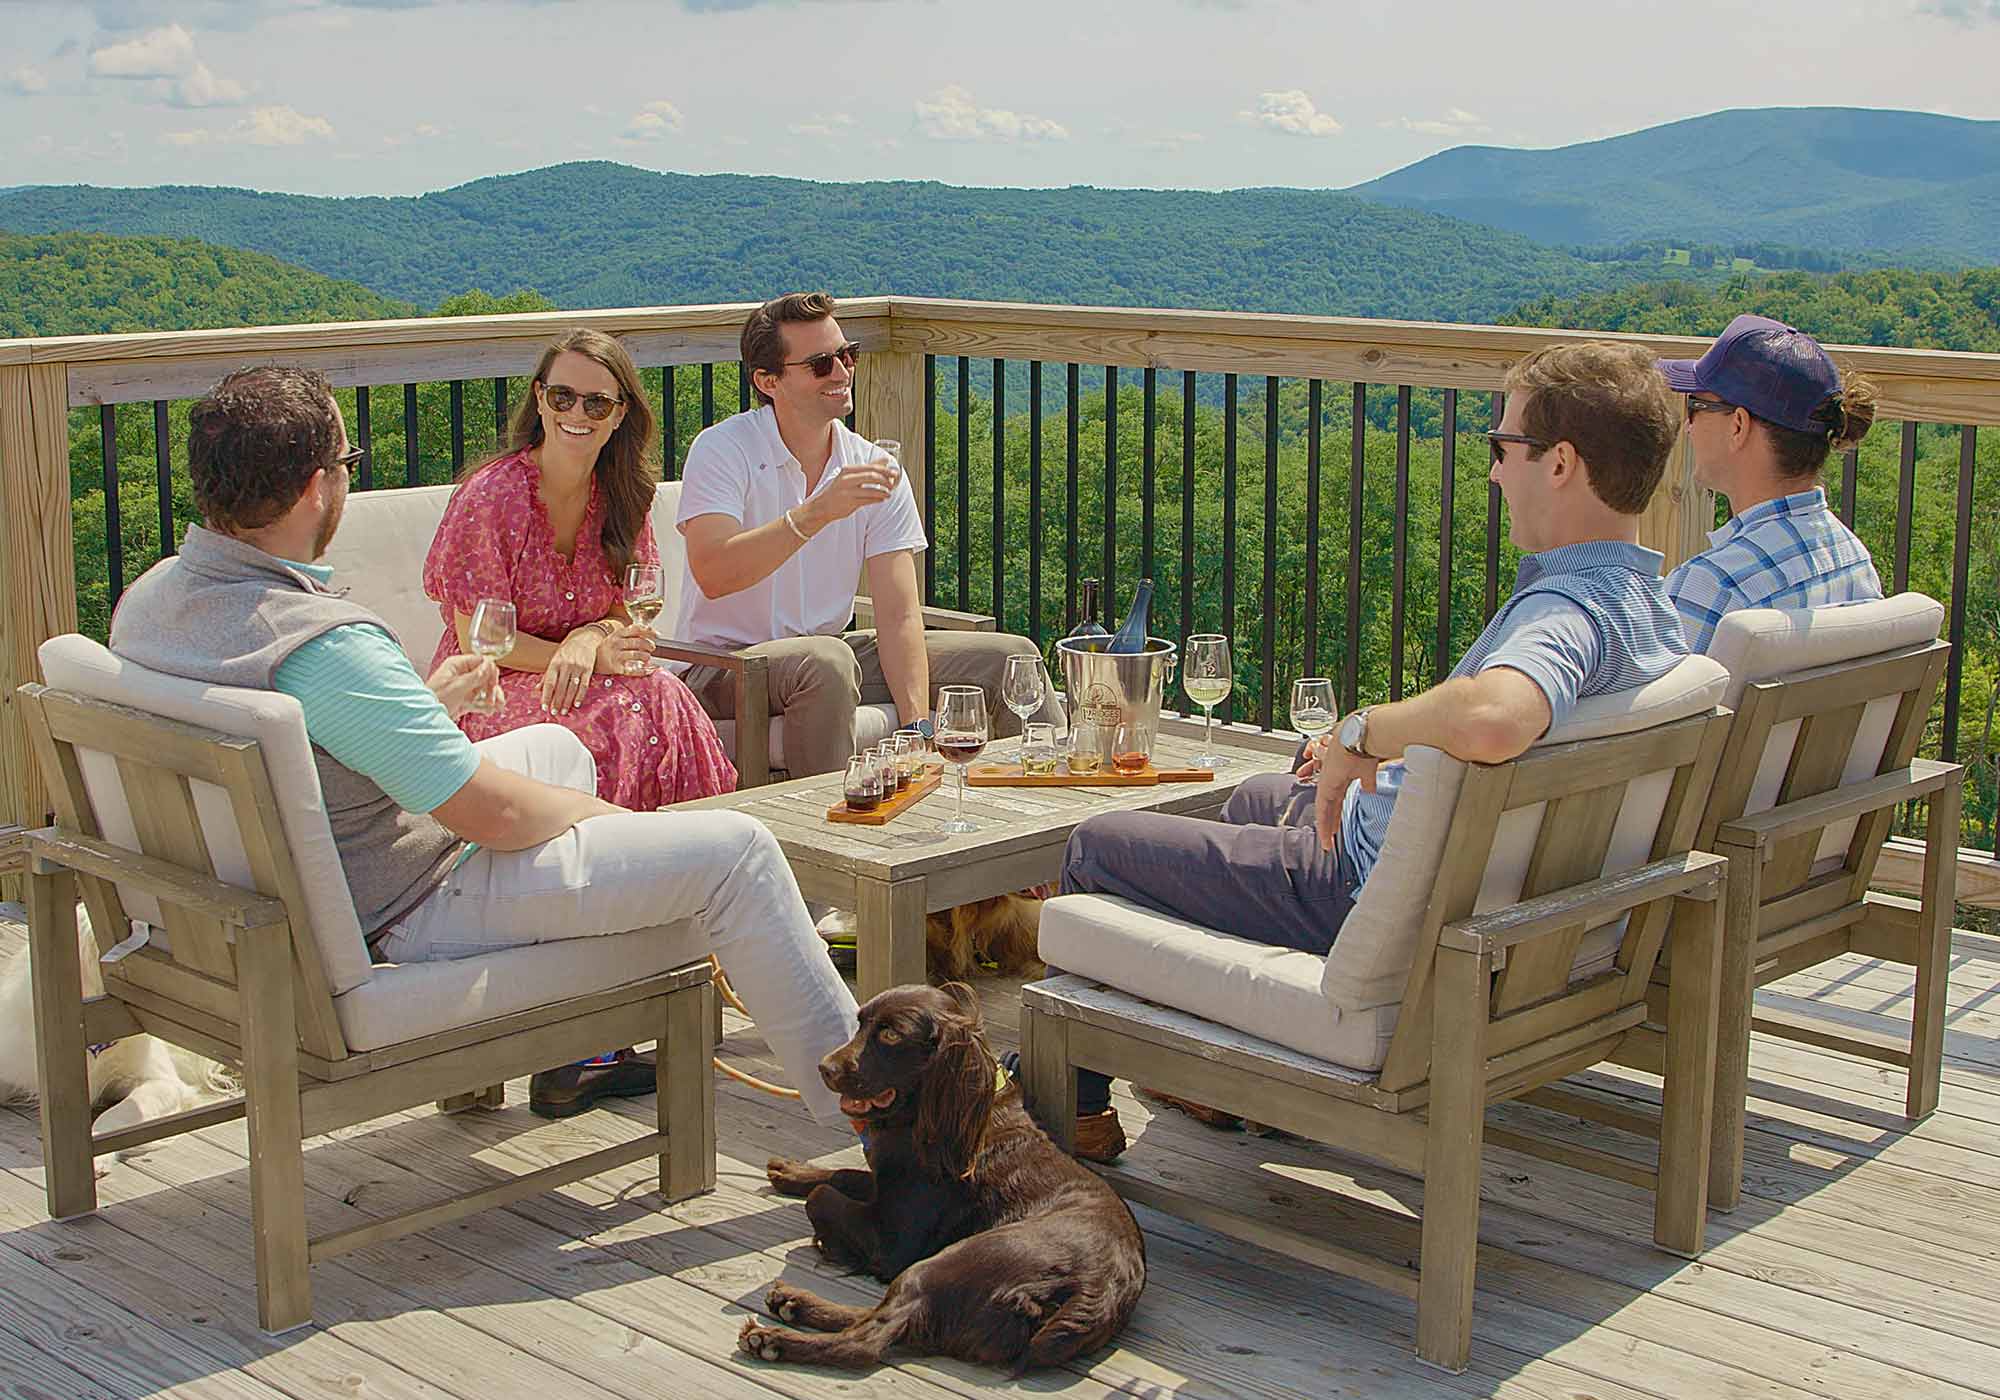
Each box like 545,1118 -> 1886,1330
3,910 -> 1999,1400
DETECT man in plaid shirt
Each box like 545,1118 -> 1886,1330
1659,315 -> 1883,652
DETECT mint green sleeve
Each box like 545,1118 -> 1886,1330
271,624 -> 482,814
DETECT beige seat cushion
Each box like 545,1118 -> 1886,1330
331,922 -> 707,1052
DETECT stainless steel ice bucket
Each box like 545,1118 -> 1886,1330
1056,636 -> 1178,766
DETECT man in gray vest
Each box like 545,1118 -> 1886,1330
110,366 -> 858,1126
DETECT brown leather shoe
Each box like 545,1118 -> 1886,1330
1138,1086 -> 1243,1131
1072,1108 -> 1127,1164
529,1048 -> 657,1119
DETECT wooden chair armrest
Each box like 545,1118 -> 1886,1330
850,595 -> 997,632
27,827 -> 289,931
647,639 -> 771,787
1715,758 -> 1962,851
1438,851 -> 1728,955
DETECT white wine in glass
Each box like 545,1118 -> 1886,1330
1183,634 -> 1232,769
1290,677 -> 1338,742
467,598 -> 516,713
622,563 -> 665,674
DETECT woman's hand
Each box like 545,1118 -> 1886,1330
428,653 -> 501,721
597,623 -> 658,678
541,627 -> 607,715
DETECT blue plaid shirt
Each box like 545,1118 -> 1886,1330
1339,540 -> 1688,887
1666,488 -> 1882,653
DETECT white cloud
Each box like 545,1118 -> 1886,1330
88,23 -> 247,107
383,121 -> 444,147
915,86 -> 1068,143
788,111 -> 854,138
1236,89 -> 1342,137
162,104 -> 335,147
1384,107 -> 1489,137
7,65 -> 49,95
618,99 -> 685,143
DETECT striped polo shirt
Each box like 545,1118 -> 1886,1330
1339,539 -> 1689,886
1666,488 -> 1882,653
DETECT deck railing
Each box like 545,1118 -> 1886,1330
2,297 -> 1995,907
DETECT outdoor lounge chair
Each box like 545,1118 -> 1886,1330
1524,593 -> 1961,1210
1019,654 -> 1733,1373
19,634 -> 718,1333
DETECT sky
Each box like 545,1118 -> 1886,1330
3,0 -> 2000,198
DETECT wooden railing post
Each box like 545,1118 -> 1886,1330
0,361 -> 79,879
1639,425 -> 1712,574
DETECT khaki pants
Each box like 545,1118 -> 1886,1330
686,628 -> 1063,779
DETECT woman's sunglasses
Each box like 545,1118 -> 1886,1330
1485,430 -> 1552,466
540,382 -> 625,421
784,342 -> 862,378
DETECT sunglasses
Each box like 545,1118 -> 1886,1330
540,382 -> 625,421
784,342 -> 861,378
332,445 -> 365,472
1485,430 -> 1552,466
1686,396 -> 1739,422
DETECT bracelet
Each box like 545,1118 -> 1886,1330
783,508 -> 812,543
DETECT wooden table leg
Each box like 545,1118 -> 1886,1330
856,876 -> 928,999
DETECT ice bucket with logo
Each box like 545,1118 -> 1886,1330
1056,636 -> 1178,768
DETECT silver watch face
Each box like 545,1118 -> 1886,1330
1339,711 -> 1364,754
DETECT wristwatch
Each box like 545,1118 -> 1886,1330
1336,706 -> 1374,758
899,717 -> 935,741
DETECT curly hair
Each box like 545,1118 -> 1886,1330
188,366 -> 343,532
1504,341 -> 1681,515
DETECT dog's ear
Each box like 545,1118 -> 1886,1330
914,1008 -> 994,1181
937,980 -> 981,1023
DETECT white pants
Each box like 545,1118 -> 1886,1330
376,725 -> 858,1126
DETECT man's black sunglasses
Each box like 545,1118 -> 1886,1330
332,446 -> 366,472
785,342 -> 861,378
1686,396 -> 1739,422
1485,430 -> 1552,465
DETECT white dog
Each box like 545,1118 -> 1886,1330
0,909 -> 235,1140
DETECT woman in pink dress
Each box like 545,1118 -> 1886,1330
423,328 -> 735,808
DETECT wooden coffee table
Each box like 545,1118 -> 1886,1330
680,720 -> 1297,997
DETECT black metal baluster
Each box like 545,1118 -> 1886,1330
1261,375 -> 1279,730
1222,373 -> 1238,724
403,383 -> 419,487
1391,385 -> 1411,701
355,387 -> 373,490
1141,368 -> 1157,592
493,376 -> 508,445
1486,392 -> 1503,622
1436,389 -> 1457,684
661,366 -> 677,480
957,355 -> 970,612
1180,372 -> 1196,684
1305,379 -> 1322,679
1104,366 -> 1119,625
153,399 -> 175,557
1840,446 -> 1859,528
738,364 -> 750,414
1066,363 -> 1080,628
1943,426 -> 1975,767
1346,383 -> 1365,714
1894,420 -> 1916,593
1029,361 -> 1043,647
101,405 -> 123,603
924,355 -> 937,604
701,363 -> 715,428
992,359 -> 1006,627
449,380 -> 465,475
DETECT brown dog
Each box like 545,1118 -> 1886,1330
925,892 -> 1044,983
740,983 -> 1146,1373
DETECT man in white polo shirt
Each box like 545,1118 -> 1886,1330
674,292 -> 1057,778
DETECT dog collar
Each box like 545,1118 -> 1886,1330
87,1042 -> 113,1057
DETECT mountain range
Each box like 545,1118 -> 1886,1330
1347,107 -> 2000,263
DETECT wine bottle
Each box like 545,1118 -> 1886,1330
1068,578 -> 1109,641
1106,578 -> 1154,654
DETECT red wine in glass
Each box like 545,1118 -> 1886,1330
936,736 -> 987,765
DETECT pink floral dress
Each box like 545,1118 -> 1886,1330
422,449 -> 736,808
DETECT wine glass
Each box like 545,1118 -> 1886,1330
934,684 -> 988,835
622,562 -> 665,676
1001,653 -> 1045,764
467,598 -> 516,713
1290,678 -> 1338,753
1183,634 -> 1233,769
871,438 -> 903,482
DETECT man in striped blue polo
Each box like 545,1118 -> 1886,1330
1045,341 -> 1691,1159
1657,315 -> 1882,652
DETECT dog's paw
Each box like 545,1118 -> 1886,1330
737,1318 -> 788,1362
766,1282 -> 804,1321
766,1158 -> 818,1196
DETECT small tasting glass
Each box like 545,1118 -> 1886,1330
1067,715 -> 1106,775
843,751 -> 885,813
1022,722 -> 1059,775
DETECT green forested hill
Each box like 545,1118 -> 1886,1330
1349,107 -> 2000,265
0,231 -> 413,337
1507,266 -> 2000,351
0,163 -> 1695,323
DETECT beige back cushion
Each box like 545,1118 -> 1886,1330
1706,594 -> 1944,865
37,634 -> 375,997
323,480 -> 689,669
1321,654 -> 1729,1014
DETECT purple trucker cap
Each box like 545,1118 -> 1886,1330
1656,314 -> 1843,435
